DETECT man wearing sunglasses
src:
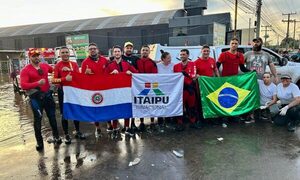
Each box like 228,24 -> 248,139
20,49 -> 62,151
81,43 -> 108,138
52,46 -> 86,144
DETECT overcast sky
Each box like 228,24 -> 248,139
1,0 -> 299,43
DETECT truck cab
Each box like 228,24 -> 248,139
149,44 -> 300,88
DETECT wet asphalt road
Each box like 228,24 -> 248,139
1,75 -> 300,180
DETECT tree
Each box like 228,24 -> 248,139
280,37 -> 299,49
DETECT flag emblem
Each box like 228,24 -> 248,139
92,93 -> 103,104
138,82 -> 164,96
207,82 -> 250,114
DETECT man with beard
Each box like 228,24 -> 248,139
244,37 -> 278,83
52,46 -> 86,144
136,45 -> 158,131
122,42 -> 140,132
173,49 -> 202,131
105,45 -> 138,138
20,49 -> 62,151
81,43 -> 108,138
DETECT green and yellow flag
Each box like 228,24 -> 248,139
198,72 -> 260,118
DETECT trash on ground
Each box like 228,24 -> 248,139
172,149 -> 184,158
217,137 -> 224,141
128,158 -> 141,167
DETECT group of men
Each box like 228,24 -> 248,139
21,37 -> 298,152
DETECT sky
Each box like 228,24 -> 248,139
0,0 -> 300,44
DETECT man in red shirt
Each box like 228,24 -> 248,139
195,45 -> 219,77
136,45 -> 158,131
174,49 -> 202,131
105,45 -> 138,139
81,43 -> 108,138
20,49 -> 61,151
52,46 -> 85,144
195,45 -> 220,125
217,38 -> 250,76
217,38 -> 251,127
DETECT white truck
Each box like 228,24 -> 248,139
149,44 -> 300,88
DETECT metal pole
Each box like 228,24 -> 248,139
248,18 -> 251,44
234,0 -> 238,37
256,0 -> 262,38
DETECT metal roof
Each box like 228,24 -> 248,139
0,10 -> 181,37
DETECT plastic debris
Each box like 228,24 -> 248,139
151,164 -> 155,167
217,137 -> 224,141
172,149 -> 184,158
128,158 -> 141,167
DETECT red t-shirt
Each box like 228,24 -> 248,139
218,51 -> 244,76
136,57 -> 158,73
53,60 -> 79,86
195,57 -> 217,77
81,56 -> 108,75
20,63 -> 53,92
173,61 -> 196,85
105,60 -> 138,74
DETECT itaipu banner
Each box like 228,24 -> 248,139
198,72 -> 260,118
63,73 -> 183,122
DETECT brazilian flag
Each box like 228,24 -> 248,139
198,72 -> 260,118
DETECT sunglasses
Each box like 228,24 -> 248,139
89,48 -> 97,51
61,51 -> 69,54
37,68 -> 44,75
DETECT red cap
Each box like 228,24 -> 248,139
28,49 -> 41,57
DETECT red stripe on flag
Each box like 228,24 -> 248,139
63,72 -> 132,90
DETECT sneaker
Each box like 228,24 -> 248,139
157,124 -> 165,133
288,122 -> 296,132
106,126 -> 113,133
65,134 -> 71,144
54,137 -> 62,144
36,143 -> 44,151
190,121 -> 202,129
125,128 -> 134,137
75,131 -> 86,140
222,123 -> 228,128
46,136 -> 54,144
131,124 -> 138,132
112,129 -> 118,139
150,123 -> 156,130
138,123 -> 146,132
95,128 -> 102,138
175,124 -> 184,131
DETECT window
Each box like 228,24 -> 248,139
0,40 -> 3,50
57,35 -> 65,46
34,37 -> 42,48
14,39 -> 22,50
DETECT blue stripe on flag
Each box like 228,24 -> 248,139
63,103 -> 132,122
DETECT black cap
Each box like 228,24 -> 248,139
253,37 -> 263,44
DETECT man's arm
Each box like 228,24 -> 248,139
20,70 -> 40,90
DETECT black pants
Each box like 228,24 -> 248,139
29,91 -> 59,145
273,105 -> 300,126
58,88 -> 80,135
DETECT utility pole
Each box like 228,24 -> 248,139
261,25 -> 272,46
234,0 -> 238,37
256,0 -> 262,38
282,12 -> 296,49
248,18 -> 251,45
292,19 -> 300,49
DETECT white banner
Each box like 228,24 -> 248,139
132,73 -> 184,118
